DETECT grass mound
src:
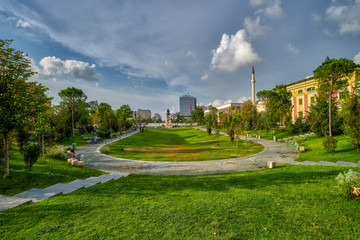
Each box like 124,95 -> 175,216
103,128 -> 264,162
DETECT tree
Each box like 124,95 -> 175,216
190,107 -> 205,125
313,58 -> 356,137
240,100 -> 258,130
58,87 -> 87,137
341,84 -> 360,149
97,102 -> 115,132
204,107 -> 217,135
0,39 -> 49,177
116,104 -> 133,131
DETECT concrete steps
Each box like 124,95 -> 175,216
0,172 -> 129,211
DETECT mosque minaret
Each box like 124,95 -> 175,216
251,65 -> 256,104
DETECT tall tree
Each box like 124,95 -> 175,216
313,58 -> 356,137
97,102 -> 114,131
58,87 -> 87,137
116,104 -> 133,131
0,39 -> 49,177
190,107 -> 205,125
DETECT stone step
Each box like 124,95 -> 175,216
109,172 -> 129,179
93,174 -> 118,184
13,188 -> 63,203
44,183 -> 84,195
287,161 -> 302,165
70,179 -> 101,188
302,161 -> 317,165
317,161 -> 337,166
0,195 -> 33,211
336,161 -> 359,167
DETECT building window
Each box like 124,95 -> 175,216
310,96 -> 315,104
298,89 -> 303,94
307,86 -> 315,91
299,98 -> 303,105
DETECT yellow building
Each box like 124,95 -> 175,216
286,67 -> 360,121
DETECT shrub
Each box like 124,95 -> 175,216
23,144 -> 41,170
335,169 -> 360,199
46,146 -> 66,160
100,146 -> 111,154
323,136 -> 338,153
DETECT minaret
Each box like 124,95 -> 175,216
251,65 -> 255,104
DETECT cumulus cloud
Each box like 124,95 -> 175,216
311,13 -> 322,22
287,43 -> 300,55
251,0 -> 284,19
237,96 -> 251,103
36,56 -> 100,83
244,16 -> 271,37
354,52 -> 360,64
211,30 -> 261,73
326,1 -> 360,35
208,99 -> 233,107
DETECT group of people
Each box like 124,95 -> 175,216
67,148 -> 81,160
91,136 -> 102,144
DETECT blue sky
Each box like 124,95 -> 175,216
1,0 -> 360,118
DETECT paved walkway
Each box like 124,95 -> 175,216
84,131 -> 298,175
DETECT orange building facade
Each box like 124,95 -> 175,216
286,68 -> 360,121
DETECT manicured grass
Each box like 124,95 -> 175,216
104,128 -> 264,162
296,135 -> 360,163
0,145 -> 104,196
1,165 -> 359,239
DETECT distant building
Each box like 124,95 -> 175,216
179,94 -> 196,119
135,109 -> 151,120
204,103 -> 242,115
153,113 -> 162,121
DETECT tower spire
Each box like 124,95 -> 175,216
251,65 -> 255,104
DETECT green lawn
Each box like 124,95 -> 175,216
0,146 -> 104,196
1,165 -> 359,239
296,135 -> 360,163
103,128 -> 264,162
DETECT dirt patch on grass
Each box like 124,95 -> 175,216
200,140 -> 218,143
124,147 -> 218,153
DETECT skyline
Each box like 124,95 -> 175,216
1,0 -> 360,118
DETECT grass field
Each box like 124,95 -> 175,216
1,164 -> 359,239
0,145 -> 104,196
103,128 -> 264,162
296,135 -> 360,163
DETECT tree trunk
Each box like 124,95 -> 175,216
4,133 -> 10,178
329,94 -> 332,137
72,107 -> 75,137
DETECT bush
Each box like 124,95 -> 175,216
46,146 -> 66,160
335,169 -> 360,199
23,144 -> 41,170
100,146 -> 111,154
323,136 -> 338,153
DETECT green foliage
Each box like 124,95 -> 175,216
190,107 -> 205,125
313,58 -> 356,137
46,146 -> 66,160
322,136 -> 338,153
116,104 -> 133,130
341,86 -> 360,149
335,169 -> 360,199
23,144 -> 41,170
308,94 -> 343,137
0,39 -> 49,177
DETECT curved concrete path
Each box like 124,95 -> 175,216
80,130 -> 298,175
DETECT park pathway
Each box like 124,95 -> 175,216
84,131 -> 298,175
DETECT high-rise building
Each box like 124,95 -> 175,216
179,94 -> 196,118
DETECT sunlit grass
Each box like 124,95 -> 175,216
1,165 -> 359,239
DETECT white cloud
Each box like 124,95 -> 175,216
36,56 -> 100,83
326,1 -> 360,35
211,29 -> 261,73
354,52 -> 360,64
16,18 -> 30,28
208,99 -> 233,107
287,43 -> 300,55
252,0 -> 284,19
237,96 -> 251,103
168,75 -> 189,87
244,16 -> 271,37
201,73 -> 208,80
